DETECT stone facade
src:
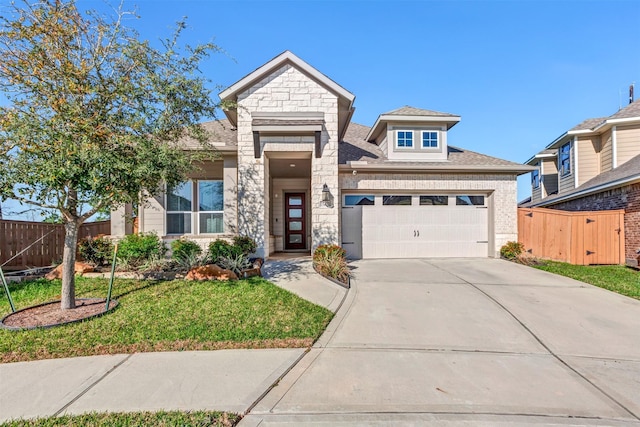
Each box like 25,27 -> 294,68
339,172 -> 519,256
546,183 -> 640,266
236,64 -> 340,257
113,52 -> 528,261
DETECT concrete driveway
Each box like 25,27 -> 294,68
242,258 -> 640,426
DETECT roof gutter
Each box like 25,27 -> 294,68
531,174 -> 640,208
592,116 -> 640,132
340,162 -> 535,174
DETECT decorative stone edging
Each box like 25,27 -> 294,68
312,264 -> 350,289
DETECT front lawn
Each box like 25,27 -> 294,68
0,410 -> 239,427
0,276 -> 333,363
533,261 -> 640,300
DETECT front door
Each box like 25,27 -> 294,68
285,193 -> 305,250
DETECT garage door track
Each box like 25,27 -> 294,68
241,258 -> 640,426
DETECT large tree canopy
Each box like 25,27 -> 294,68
0,0 -> 224,309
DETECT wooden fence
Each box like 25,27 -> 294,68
518,208 -> 625,265
0,220 -> 111,269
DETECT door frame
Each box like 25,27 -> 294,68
284,192 -> 306,250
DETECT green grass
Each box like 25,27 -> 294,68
0,410 -> 239,426
533,261 -> 640,300
0,276 -> 333,363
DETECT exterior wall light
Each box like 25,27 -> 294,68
321,184 -> 331,206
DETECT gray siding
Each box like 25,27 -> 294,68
541,158 -> 558,197
558,141 -> 575,195
531,182 -> 542,201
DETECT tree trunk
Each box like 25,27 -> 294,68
61,220 -> 80,310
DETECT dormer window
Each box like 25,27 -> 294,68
560,142 -> 571,176
421,131 -> 439,148
396,131 -> 413,148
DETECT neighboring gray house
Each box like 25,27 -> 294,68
523,99 -> 640,266
112,51 -> 531,259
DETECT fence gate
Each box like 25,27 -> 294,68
518,208 -> 625,265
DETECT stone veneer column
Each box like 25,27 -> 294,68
235,64 -> 341,257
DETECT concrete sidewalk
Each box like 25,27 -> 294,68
0,349 -> 304,422
261,255 -> 347,313
0,257 -> 344,423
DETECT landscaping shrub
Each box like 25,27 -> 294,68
313,244 -> 346,262
233,235 -> 257,256
208,239 -> 242,264
313,244 -> 350,284
77,235 -> 114,266
500,241 -> 525,260
171,239 -> 202,262
217,253 -> 252,276
117,233 -> 167,267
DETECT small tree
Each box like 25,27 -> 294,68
0,1 -> 224,309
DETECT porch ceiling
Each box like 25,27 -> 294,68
269,158 -> 311,179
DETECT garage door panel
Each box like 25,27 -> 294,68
346,195 -> 489,259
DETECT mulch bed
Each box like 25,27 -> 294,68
1,298 -> 118,330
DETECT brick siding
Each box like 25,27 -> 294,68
546,183 -> 640,266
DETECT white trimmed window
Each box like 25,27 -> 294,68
560,142 -> 571,176
532,169 -> 540,189
396,131 -> 413,148
421,131 -> 439,148
167,180 -> 224,235
167,181 -> 193,234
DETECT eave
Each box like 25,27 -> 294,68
339,162 -> 534,175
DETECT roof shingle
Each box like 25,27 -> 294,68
340,122 -> 526,169
382,105 -> 459,117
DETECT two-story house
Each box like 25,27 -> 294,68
523,99 -> 640,266
112,51 -> 532,259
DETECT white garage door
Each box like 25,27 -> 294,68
342,194 -> 489,259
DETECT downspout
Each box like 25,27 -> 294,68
573,137 -> 579,188
540,159 -> 545,198
612,126 -> 617,168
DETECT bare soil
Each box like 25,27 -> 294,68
1,298 -> 117,329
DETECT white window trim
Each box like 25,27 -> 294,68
395,130 -> 414,149
196,180 -> 225,235
165,179 -> 225,235
166,181 -> 194,235
532,169 -> 540,189
421,130 -> 439,149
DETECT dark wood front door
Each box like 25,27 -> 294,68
285,193 -> 305,250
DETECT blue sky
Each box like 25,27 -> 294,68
2,0 -> 639,219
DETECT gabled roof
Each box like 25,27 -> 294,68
524,149 -> 558,166
527,100 -> 640,161
366,105 -> 461,142
218,51 -> 355,137
608,99 -> 640,120
568,117 -> 607,132
531,154 -> 640,207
